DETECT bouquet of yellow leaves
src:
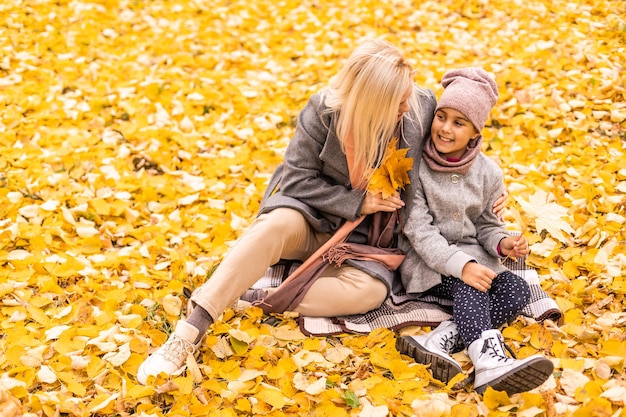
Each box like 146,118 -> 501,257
368,138 -> 413,198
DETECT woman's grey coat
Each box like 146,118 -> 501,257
259,88 -> 436,234
258,87 -> 436,289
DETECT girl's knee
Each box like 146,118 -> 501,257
504,272 -> 531,308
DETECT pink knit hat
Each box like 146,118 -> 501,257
435,67 -> 499,132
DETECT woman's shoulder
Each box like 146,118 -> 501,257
298,93 -> 325,128
412,84 -> 437,104
408,84 -> 437,123
307,92 -> 323,106
300,92 -> 332,123
401,85 -> 437,146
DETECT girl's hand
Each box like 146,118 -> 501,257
499,236 -> 529,259
492,190 -> 508,221
361,191 -> 404,215
461,262 -> 496,293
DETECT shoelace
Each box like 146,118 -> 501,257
160,335 -> 196,363
439,331 -> 462,354
480,336 -> 515,363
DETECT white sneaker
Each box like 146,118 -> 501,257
136,321 -> 201,385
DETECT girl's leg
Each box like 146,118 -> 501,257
400,273 -> 550,395
447,276 -> 492,347
467,274 -> 548,395
441,272 -> 531,346
293,265 -> 387,317
488,271 -> 531,328
191,208 -> 330,321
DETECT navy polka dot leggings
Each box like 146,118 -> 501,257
425,271 -> 531,346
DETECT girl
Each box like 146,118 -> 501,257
397,67 -> 553,395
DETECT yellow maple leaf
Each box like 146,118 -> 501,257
520,323 -> 553,351
515,190 -> 575,244
368,138 -> 413,199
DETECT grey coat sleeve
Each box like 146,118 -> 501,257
474,159 -> 509,256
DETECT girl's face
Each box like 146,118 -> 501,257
430,108 -> 479,159
397,86 -> 412,122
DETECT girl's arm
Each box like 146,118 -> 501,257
499,235 -> 529,258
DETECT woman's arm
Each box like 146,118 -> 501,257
492,189 -> 508,220
475,165 -> 512,256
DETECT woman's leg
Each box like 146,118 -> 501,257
191,208 -> 331,320
137,208 -> 330,384
293,265 -> 388,316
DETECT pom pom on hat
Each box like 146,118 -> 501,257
435,67 -> 499,132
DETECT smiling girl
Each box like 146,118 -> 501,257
397,67 -> 554,395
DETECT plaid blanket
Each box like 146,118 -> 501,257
249,256 -> 562,337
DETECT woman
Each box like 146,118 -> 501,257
136,39 -> 503,385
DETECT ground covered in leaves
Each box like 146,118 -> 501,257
0,0 -> 625,416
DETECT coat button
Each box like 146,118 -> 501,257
450,174 -> 460,184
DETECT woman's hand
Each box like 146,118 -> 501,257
461,262 -> 496,293
361,191 -> 404,215
492,190 -> 508,221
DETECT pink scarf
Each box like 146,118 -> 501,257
422,135 -> 483,175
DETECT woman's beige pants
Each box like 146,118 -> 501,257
191,208 -> 387,320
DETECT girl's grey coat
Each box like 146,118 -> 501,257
398,152 -> 510,294
258,87 -> 436,288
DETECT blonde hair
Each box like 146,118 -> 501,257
321,39 -> 418,185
